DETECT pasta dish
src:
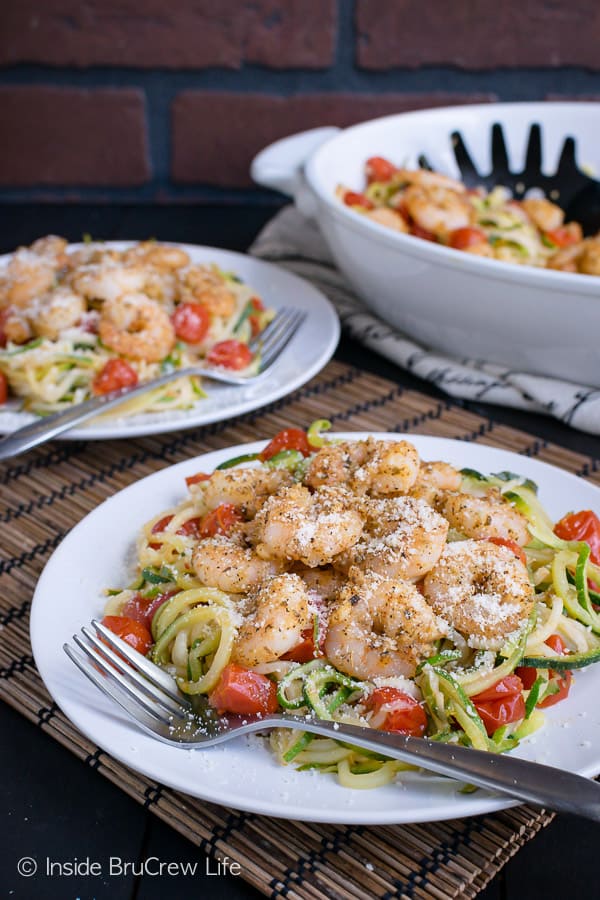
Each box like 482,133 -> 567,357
338,156 -> 600,275
0,237 -> 272,416
101,424 -> 600,789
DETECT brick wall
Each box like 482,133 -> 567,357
0,0 -> 598,204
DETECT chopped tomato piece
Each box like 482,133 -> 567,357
449,226 -> 488,250
343,190 -> 375,210
544,224 -> 582,248
485,537 -> 527,566
555,510 -> 600,565
472,674 -> 525,736
122,590 -> 179,630
185,472 -> 211,487
198,503 -> 243,538
207,339 -> 253,370
365,688 -> 428,736
538,670 -> 572,708
0,372 -> 8,405
259,428 -> 311,461
209,664 -> 279,715
149,513 -> 204,547
101,615 -> 153,656
517,634 -> 572,709
410,223 -> 437,242
92,358 -> 138,395
365,156 -> 397,184
248,296 -> 266,337
172,302 -> 210,344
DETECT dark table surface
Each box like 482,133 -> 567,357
1,204 -> 599,900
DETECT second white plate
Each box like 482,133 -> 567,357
0,242 -> 339,440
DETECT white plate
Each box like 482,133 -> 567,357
31,435 -> 600,824
0,243 -> 339,439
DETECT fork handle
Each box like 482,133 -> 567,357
271,717 -> 600,820
0,364 -> 258,461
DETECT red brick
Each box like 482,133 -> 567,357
356,0 -> 600,70
171,92 -> 495,187
0,1 -> 335,69
0,87 -> 149,187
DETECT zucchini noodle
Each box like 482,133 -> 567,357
100,426 -> 600,789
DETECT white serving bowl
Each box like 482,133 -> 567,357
252,102 -> 600,386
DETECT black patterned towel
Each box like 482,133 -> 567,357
251,206 -> 600,436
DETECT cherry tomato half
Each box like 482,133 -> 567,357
544,224 -> 582,248
149,513 -> 203,548
471,674 -> 525,736
410,223 -> 437,242
198,503 -> 243,538
555,509 -> 600,566
92,359 -> 138,395
449,226 -> 488,250
101,615 -> 153,656
259,428 -> 312,461
185,472 -> 211,487
517,634 -> 572,708
0,372 -> 8,405
209,664 -> 279,715
122,590 -> 179,631
365,156 -> 397,184
282,600 -> 327,663
365,688 -> 428,737
207,339 -> 253,370
172,302 -> 210,344
343,190 -> 375,210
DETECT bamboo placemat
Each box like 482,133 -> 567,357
5,359 -> 598,899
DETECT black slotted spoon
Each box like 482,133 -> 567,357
418,123 -> 600,236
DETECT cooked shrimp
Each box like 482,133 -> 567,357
99,293 -> 175,362
394,169 -> 466,193
335,496 -> 448,581
193,533 -> 282,594
441,488 -> 530,546
2,250 -> 57,308
0,308 -> 32,344
410,461 -> 461,507
403,184 -> 473,237
294,565 -> 346,602
251,483 -> 364,568
125,242 -> 190,271
196,467 -> 293,519
231,573 -> 315,667
32,288 -> 86,339
521,198 -> 564,233
423,539 -> 534,650
578,238 -> 600,275
305,437 -> 420,496
70,263 -> 148,303
363,207 -> 409,232
325,568 -> 444,680
177,266 -> 236,317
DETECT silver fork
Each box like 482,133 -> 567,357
64,619 -> 600,821
0,307 -> 306,461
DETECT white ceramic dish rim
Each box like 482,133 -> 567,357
302,101 -> 600,293
30,434 -> 600,825
0,242 -> 340,440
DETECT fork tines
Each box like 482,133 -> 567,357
64,619 -> 191,730
249,307 -> 306,371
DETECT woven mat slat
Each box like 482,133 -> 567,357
4,358 -> 590,899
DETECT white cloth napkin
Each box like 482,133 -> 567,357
250,206 -> 600,436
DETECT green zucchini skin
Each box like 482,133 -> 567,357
521,646 -> 600,670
